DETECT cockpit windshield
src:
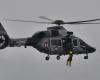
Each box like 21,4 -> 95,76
79,39 -> 89,47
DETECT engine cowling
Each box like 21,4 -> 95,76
25,31 -> 46,47
0,34 -> 9,49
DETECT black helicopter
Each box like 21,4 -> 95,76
0,16 -> 98,66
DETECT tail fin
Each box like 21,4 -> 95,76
0,23 -> 9,37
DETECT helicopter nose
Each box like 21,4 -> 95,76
91,47 -> 96,53
87,47 -> 96,53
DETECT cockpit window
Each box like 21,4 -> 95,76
79,39 -> 89,47
51,30 -> 59,37
73,39 -> 78,46
80,40 -> 85,46
51,39 -> 61,46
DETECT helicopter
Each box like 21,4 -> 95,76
0,16 -> 98,66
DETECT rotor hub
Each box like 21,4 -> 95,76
53,20 -> 65,25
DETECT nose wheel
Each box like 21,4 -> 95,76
56,56 -> 60,60
84,54 -> 88,59
45,55 -> 50,60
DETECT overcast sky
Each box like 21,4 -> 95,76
0,0 -> 100,80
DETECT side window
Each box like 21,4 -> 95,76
51,39 -> 61,46
51,30 -> 59,37
73,39 -> 78,46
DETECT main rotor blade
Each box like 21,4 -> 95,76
67,22 -> 100,25
5,19 -> 52,24
38,16 -> 54,22
4,18 -> 100,25
64,18 -> 100,24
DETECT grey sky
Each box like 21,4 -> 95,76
0,0 -> 100,80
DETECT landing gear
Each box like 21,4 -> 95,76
66,51 -> 73,67
45,55 -> 50,60
84,54 -> 88,59
24,45 -> 27,48
56,56 -> 60,60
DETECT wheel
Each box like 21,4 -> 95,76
84,53 -> 88,59
84,56 -> 88,59
45,56 -> 50,60
56,56 -> 60,60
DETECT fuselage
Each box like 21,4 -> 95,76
27,26 -> 96,55
34,35 -> 96,55
7,26 -> 96,56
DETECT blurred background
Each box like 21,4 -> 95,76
0,0 -> 99,80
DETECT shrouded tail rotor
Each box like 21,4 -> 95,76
0,34 -> 9,49
0,23 -> 9,49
